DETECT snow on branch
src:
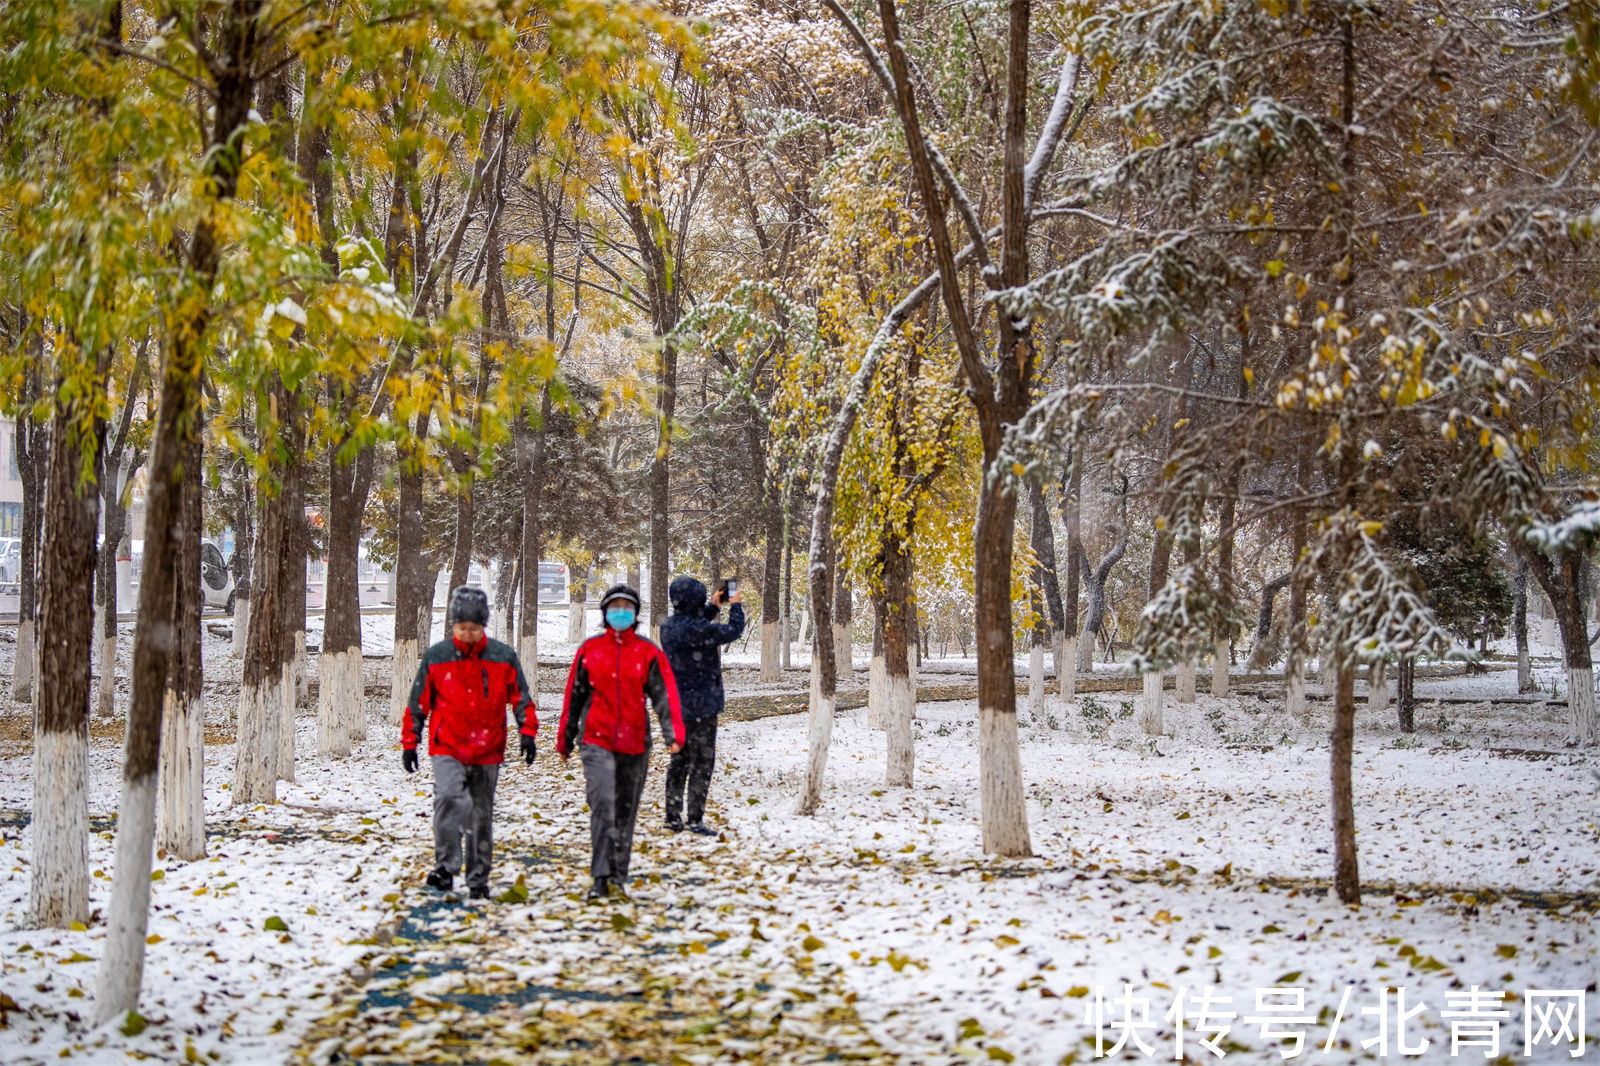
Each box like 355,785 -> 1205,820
1524,498 -> 1600,554
1317,519 -> 1468,666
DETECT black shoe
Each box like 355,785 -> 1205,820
467,886 -> 490,900
688,822 -> 716,837
425,868 -> 453,891
586,877 -> 608,902
607,879 -> 631,902
665,816 -> 684,833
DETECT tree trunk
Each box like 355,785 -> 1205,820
759,463 -> 783,682
1142,533 -> 1172,732
1367,659 -> 1389,712
281,397 -> 305,777
781,522 -> 793,670
648,339 -> 677,634
449,466 -> 473,593
1247,573 -> 1291,670
97,454 -> 133,718
1514,558 -> 1535,693
516,391 -> 548,693
96,7 -> 259,1014
390,411 -> 431,725
13,405 -> 42,706
1287,456 -> 1310,722
1060,462 -> 1082,701
832,562 -> 851,675
867,602 -> 886,729
1028,482 -> 1062,714
157,431 -> 204,862
882,530 -> 916,788
31,407 -> 103,928
319,429 -> 368,759
231,455 -> 252,660
1331,653 -> 1360,904
1396,657 -> 1416,732
235,386 -> 295,806
1213,492 -> 1237,700
567,560 -> 590,643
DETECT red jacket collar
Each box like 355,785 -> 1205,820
453,635 -> 489,658
606,625 -> 638,645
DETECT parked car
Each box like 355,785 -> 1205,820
201,539 -> 235,611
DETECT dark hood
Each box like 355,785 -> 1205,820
669,576 -> 707,614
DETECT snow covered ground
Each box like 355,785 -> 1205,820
0,627 -> 1595,1063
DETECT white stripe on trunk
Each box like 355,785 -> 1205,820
157,690 -> 205,861
390,637 -> 418,727
91,773 -> 155,1026
884,673 -> 915,787
30,728 -> 88,927
1140,671 -> 1165,735
1054,633 -> 1072,704
1567,666 -> 1596,746
1176,659 -> 1197,703
797,691 -> 834,815
13,618 -> 35,704
759,621 -> 780,683
979,705 -> 1031,856
97,631 -> 118,718
1211,639 -> 1229,698
232,680 -> 277,806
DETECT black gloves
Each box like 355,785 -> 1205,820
402,748 -> 419,774
520,734 -> 537,766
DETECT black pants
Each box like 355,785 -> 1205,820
665,716 -> 717,824
579,744 -> 650,881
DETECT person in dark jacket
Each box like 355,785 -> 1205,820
557,584 -> 684,902
402,586 -> 538,899
659,576 -> 744,834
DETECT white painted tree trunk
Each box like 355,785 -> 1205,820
97,629 -> 118,719
759,621 -> 780,682
116,554 -> 132,608
798,606 -> 812,648
1055,633 -> 1072,704
278,662 -> 297,783
1567,666 -> 1596,746
157,690 -> 205,861
979,705 -> 1032,855
293,631 -> 308,706
1140,671 -> 1164,735
91,773 -> 154,1026
1211,639 -> 1229,698
866,652 -> 887,729
316,653 -> 348,759
1517,641 -> 1533,693
1176,659 -> 1197,703
884,673 -> 915,787
30,729 -> 88,927
1287,651 -> 1307,723
232,596 -> 249,659
1075,625 -> 1096,672
1368,660 -> 1389,713
518,631 -> 538,703
797,690 -> 834,815
93,605 -> 106,679
390,636 -> 418,727
343,648 -> 366,744
567,601 -> 585,644
13,618 -> 35,705
781,607 -> 792,669
833,623 -> 849,673
233,679 -> 278,806
1028,644 -> 1046,718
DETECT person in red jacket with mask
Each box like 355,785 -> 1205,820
403,586 -> 537,899
557,584 -> 684,902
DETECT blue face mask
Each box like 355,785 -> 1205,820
605,606 -> 636,631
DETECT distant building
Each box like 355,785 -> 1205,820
0,417 -> 23,537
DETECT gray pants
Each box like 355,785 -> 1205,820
580,744 -> 650,881
431,756 -> 500,889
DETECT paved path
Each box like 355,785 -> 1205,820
291,753 -> 893,1066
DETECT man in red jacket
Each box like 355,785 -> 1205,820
557,584 -> 684,902
403,586 -> 537,899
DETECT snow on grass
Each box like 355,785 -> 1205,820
714,681 -> 1600,1064
0,648 -> 1594,1064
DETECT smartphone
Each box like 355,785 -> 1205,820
721,578 -> 737,599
